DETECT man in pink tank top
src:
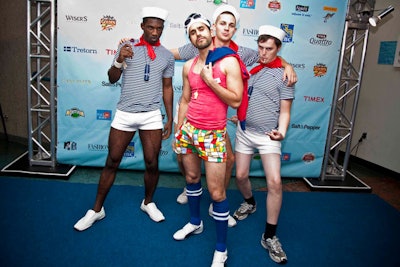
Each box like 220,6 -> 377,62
173,13 -> 244,267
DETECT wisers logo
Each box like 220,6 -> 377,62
65,14 -> 88,22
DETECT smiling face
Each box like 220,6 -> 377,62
141,17 -> 164,45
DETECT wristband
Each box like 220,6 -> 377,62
113,60 -> 123,69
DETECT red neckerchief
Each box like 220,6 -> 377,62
211,37 -> 239,52
134,35 -> 160,60
249,57 -> 282,75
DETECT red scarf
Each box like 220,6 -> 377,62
211,37 -> 239,52
134,35 -> 160,60
249,57 -> 282,75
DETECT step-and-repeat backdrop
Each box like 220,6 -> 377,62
57,0 -> 348,177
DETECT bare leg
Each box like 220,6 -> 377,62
260,153 -> 282,224
139,129 -> 162,204
93,127 -> 135,211
234,152 -> 253,199
224,133 -> 234,189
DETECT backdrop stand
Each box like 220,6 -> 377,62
1,151 -> 75,178
303,0 -> 387,192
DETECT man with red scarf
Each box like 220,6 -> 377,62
74,7 -> 174,231
233,25 -> 294,264
171,5 -> 296,229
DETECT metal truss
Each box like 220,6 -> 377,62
305,0 -> 375,190
27,0 -> 57,167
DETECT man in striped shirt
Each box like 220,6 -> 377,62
74,7 -> 174,231
233,25 -> 294,264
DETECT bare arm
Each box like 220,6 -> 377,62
107,43 -> 133,83
177,60 -> 193,129
162,77 -> 174,140
200,57 -> 243,109
278,56 -> 297,87
170,47 -> 182,60
267,99 -> 293,140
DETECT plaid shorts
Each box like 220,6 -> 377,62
175,121 -> 226,162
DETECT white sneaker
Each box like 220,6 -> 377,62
74,207 -> 106,231
211,250 -> 228,267
140,200 -> 165,222
173,221 -> 203,241
176,188 -> 188,204
209,203 -> 237,227
228,215 -> 237,227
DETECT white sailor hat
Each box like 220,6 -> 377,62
184,13 -> 211,35
258,25 -> 286,42
141,7 -> 168,21
212,4 -> 240,24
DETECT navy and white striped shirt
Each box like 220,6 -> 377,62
246,67 -> 295,134
113,39 -> 175,113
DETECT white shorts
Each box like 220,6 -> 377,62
173,102 -> 179,125
111,109 -> 163,131
235,126 -> 281,155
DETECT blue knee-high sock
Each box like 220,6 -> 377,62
186,182 -> 202,225
212,198 -> 229,252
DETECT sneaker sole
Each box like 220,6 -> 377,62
233,208 -> 256,220
261,239 -> 287,264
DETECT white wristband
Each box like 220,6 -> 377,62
113,60 -> 123,69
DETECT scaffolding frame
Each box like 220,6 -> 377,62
27,0 -> 57,168
304,0 -> 375,191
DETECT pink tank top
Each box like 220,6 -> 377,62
186,57 -> 228,130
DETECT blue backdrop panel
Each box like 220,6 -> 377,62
57,0 -> 349,177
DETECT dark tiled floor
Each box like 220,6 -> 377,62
1,139 -> 399,211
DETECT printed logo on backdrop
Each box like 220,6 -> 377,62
64,14 -> 88,23
62,79 -> 91,85
310,34 -> 333,47
242,27 -> 258,37
124,142 -> 135,157
302,152 -> 315,164
240,0 -> 256,9
63,46 -> 98,54
100,15 -> 116,31
64,141 -> 77,150
102,80 -> 121,87
292,5 -> 311,18
323,6 -> 338,23
291,123 -> 321,131
106,48 -> 117,56
267,1 -> 281,13
304,95 -> 325,104
88,143 -> 108,152
280,24 -> 294,43
65,108 -> 85,118
313,63 -> 327,77
96,110 -> 112,121
289,62 -> 306,70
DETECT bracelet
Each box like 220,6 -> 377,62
113,60 -> 123,69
